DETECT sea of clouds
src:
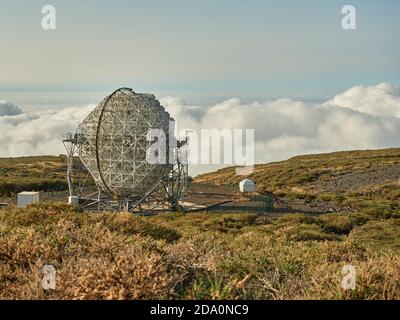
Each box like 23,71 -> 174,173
1,83 -> 400,175
161,83 -> 400,171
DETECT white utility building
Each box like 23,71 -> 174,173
68,196 -> 80,206
239,179 -> 256,193
17,191 -> 40,208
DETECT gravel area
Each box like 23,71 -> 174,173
314,164 -> 400,193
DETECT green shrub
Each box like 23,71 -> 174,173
105,212 -> 181,243
284,224 -> 340,241
349,219 -> 400,250
276,213 -> 317,225
1,201 -> 400,300
317,213 -> 370,235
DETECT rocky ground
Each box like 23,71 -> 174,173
313,164 -> 400,193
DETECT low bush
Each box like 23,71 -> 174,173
1,203 -> 399,300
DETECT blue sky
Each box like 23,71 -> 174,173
0,0 -> 399,98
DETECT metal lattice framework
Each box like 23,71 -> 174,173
63,88 -> 188,213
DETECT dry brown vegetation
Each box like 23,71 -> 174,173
1,149 -> 400,300
196,148 -> 400,195
0,202 -> 399,300
0,156 -> 67,197
196,148 -> 400,215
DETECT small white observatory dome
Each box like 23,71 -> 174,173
239,179 -> 256,193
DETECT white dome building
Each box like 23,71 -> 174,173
239,179 -> 256,193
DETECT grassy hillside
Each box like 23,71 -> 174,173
0,156 -> 67,197
196,148 -> 400,216
0,149 -> 399,299
0,202 -> 399,300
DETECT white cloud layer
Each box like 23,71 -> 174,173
325,83 -> 400,118
0,105 -> 93,157
0,100 -> 23,116
0,83 -> 399,175
161,83 -> 400,174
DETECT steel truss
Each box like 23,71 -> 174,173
63,132 -> 188,213
62,88 -> 188,214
